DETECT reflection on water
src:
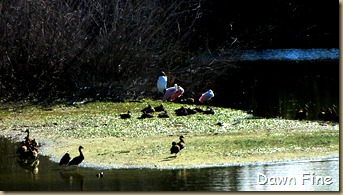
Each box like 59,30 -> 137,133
212,49 -> 339,119
235,48 -> 339,61
0,137 -> 339,191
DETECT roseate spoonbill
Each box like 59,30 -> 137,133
157,71 -> 167,94
170,85 -> 184,101
163,84 -> 178,100
199,90 -> 214,103
68,146 -> 84,167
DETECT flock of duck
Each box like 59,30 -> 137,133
120,104 -> 215,120
295,104 -> 339,122
16,129 -> 85,170
16,129 -> 39,164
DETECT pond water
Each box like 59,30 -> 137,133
0,137 -> 339,191
210,48 -> 339,120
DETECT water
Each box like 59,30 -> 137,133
234,48 -> 339,61
210,48 -> 339,120
0,137 -> 339,191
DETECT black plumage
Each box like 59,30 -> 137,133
59,152 -> 71,166
203,107 -> 214,115
175,106 -> 188,116
154,104 -> 165,112
141,104 -> 155,113
68,146 -> 84,166
170,141 -> 180,156
139,111 -> 154,119
177,135 -> 185,152
158,111 -> 169,118
295,106 -> 307,120
120,111 -> 132,119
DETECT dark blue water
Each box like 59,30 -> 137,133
235,48 -> 339,61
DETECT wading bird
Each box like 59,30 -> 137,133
199,90 -> 214,103
170,85 -> 184,102
157,71 -> 167,95
68,146 -> 84,168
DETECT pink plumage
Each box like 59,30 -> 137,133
163,85 -> 177,100
170,86 -> 184,101
199,90 -> 214,103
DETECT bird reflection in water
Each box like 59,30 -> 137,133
17,158 -> 39,179
59,171 -> 85,190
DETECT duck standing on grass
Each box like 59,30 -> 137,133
176,135 -> 185,155
170,141 -> 180,157
120,111 -> 132,119
199,89 -> 214,103
157,71 -> 167,95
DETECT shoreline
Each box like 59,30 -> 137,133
0,101 -> 339,171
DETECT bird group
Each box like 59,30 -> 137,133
157,71 -> 214,103
16,129 -> 40,163
59,145 -> 85,170
295,104 -> 339,122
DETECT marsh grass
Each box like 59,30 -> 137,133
0,100 -> 339,169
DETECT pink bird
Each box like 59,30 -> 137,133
170,86 -> 184,101
163,84 -> 178,100
199,89 -> 214,103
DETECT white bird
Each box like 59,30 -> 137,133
199,89 -> 214,103
157,71 -> 167,95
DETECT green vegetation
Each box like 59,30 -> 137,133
0,100 -> 339,169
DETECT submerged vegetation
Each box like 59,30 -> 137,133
0,100 -> 339,169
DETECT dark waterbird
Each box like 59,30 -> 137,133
68,146 -> 84,168
203,107 -> 215,115
158,111 -> 170,118
154,104 -> 165,112
59,152 -> 71,167
170,141 -> 180,157
175,106 -> 188,116
295,105 -> 308,120
96,172 -> 104,177
141,104 -> 155,113
176,135 -> 185,155
120,111 -> 132,119
139,111 -> 154,119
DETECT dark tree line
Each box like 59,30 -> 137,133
0,0 -> 338,103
